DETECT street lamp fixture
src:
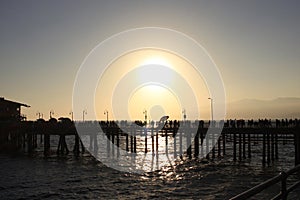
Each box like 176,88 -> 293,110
69,111 -> 73,121
104,110 -> 108,122
50,110 -> 54,119
182,109 -> 187,121
143,109 -> 147,125
83,109 -> 87,122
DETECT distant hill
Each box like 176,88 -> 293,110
226,97 -> 300,119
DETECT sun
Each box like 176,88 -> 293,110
135,56 -> 175,94
95,48 -> 209,121
140,56 -> 172,67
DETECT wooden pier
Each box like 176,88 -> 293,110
0,119 -> 299,166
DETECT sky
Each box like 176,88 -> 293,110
0,1 -> 299,120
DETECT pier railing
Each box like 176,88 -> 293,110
230,164 -> 300,200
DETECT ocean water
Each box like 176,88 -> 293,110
0,136 -> 300,199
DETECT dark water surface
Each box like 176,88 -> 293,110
1,142 -> 300,199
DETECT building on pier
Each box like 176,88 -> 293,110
0,97 -> 30,121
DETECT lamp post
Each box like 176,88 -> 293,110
69,111 -> 73,121
83,109 -> 87,122
36,112 -> 41,119
143,109 -> 147,125
50,110 -> 54,119
182,109 -> 187,121
208,98 -> 213,125
104,110 -> 108,123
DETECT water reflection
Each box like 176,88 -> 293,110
87,132 -> 203,174
76,120 -> 224,173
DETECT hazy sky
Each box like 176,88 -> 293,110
1,1 -> 299,120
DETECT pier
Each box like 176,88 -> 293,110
0,118 -> 299,167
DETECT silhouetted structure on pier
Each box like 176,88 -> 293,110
0,97 -> 30,121
0,97 -> 30,151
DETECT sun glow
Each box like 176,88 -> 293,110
128,84 -> 182,120
137,56 -> 174,93
136,64 -> 175,86
95,49 -> 210,121
140,56 -> 172,68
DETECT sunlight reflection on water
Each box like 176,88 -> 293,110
2,132 -> 299,199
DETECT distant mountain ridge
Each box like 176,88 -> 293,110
226,97 -> 300,119
233,97 -> 300,104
